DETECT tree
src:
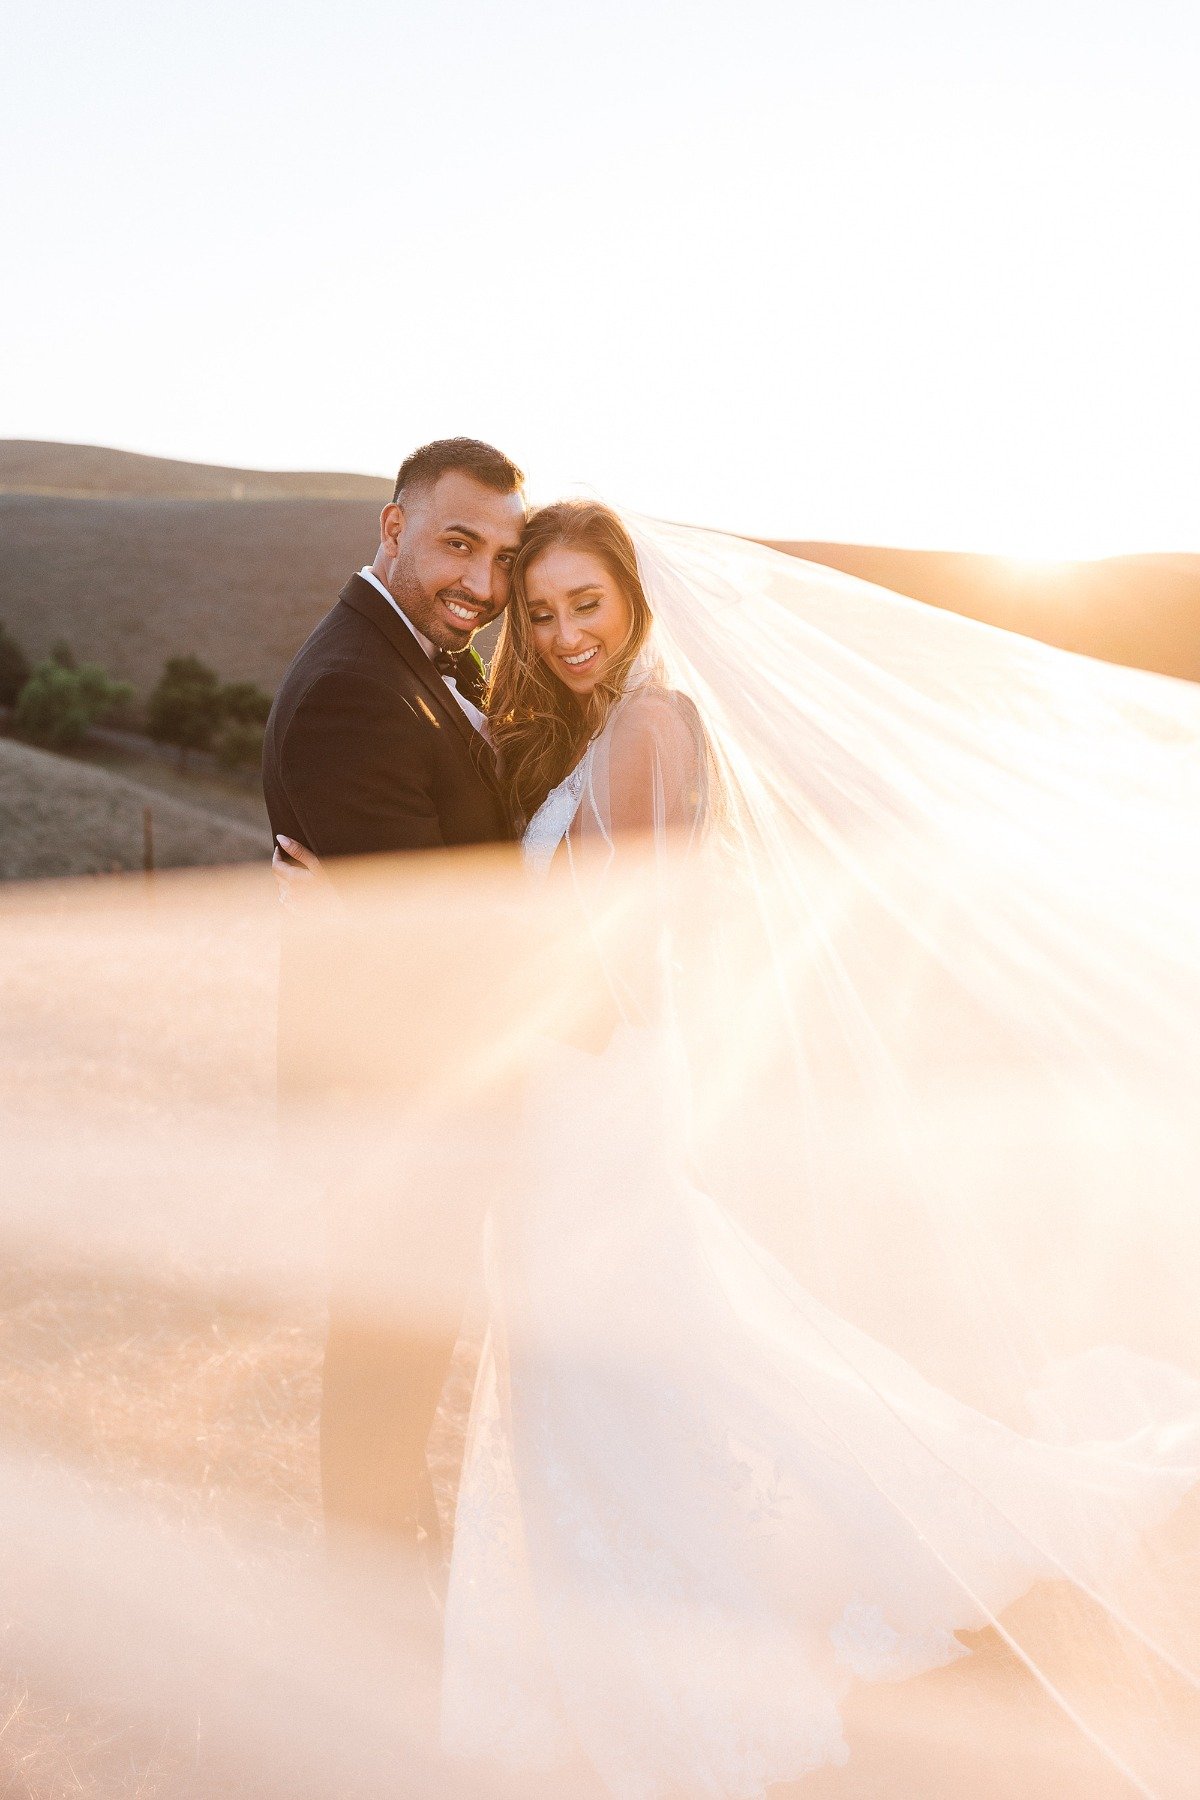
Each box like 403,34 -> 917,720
218,680 -> 272,726
215,719 -> 267,771
50,639 -> 77,670
212,679 -> 272,772
14,661 -> 133,749
0,621 -> 31,706
147,655 -> 224,769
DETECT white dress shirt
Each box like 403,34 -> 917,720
357,566 -> 491,740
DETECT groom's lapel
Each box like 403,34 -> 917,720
339,574 -> 492,772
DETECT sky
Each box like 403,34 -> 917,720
2,0 -> 1198,556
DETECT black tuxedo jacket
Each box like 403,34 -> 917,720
263,574 -> 512,858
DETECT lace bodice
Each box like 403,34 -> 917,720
520,748 -> 592,876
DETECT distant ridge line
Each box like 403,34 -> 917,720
0,440 -> 391,503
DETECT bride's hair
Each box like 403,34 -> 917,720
487,501 -> 655,825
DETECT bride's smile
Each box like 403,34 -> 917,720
523,543 -> 634,699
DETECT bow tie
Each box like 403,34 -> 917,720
434,648 -> 487,711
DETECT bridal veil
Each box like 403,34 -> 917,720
444,514 -> 1200,1795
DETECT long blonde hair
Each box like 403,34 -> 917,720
487,501 -> 654,826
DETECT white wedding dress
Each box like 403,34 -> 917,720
438,729 -> 1200,1799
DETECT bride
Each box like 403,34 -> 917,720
277,500 -> 1200,1797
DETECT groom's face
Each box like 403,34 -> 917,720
379,472 -> 526,652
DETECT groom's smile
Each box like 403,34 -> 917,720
439,589 -> 489,638
444,595 -> 481,624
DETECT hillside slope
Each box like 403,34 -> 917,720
0,492 -> 379,692
776,543 -> 1200,685
0,737 -> 268,881
0,439 -> 390,502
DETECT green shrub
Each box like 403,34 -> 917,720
213,683 -> 271,772
215,719 -> 267,771
147,655 -> 224,769
0,622 -> 32,706
14,661 -> 134,749
218,680 -> 272,726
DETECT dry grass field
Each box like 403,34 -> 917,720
62,738 -> 269,832
0,854 -> 480,1788
0,1264 -> 323,1799
0,442 -> 390,695
1,1251 -> 1189,1800
0,1254 -> 484,1800
0,492 -> 381,697
0,737 -> 268,880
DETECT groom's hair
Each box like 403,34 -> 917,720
392,438 -> 525,505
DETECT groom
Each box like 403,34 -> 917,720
263,438 -> 526,1589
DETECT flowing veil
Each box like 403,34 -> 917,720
442,513 -> 1200,1796
614,509 -> 1200,1381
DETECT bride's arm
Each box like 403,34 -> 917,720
568,689 -> 708,855
548,691 -> 708,1050
272,835 -> 339,910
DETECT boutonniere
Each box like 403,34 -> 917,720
437,645 -> 488,709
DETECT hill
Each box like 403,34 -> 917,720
0,489 -> 381,693
0,439 -> 391,502
773,542 -> 1200,685
0,737 -> 267,881
1,442 -> 1198,698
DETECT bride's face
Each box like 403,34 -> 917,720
523,545 -> 633,701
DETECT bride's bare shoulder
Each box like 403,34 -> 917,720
612,685 -> 704,750
604,688 -> 709,814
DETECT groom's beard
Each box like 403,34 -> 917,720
387,552 -> 497,651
